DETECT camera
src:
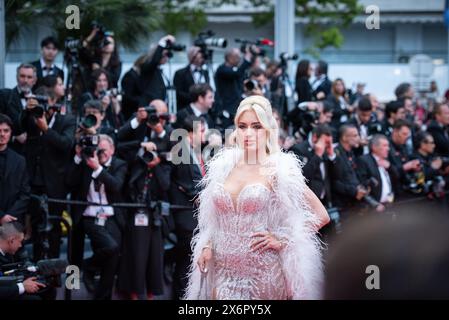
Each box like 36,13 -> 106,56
0,259 -> 68,293
79,114 -> 98,129
235,38 -> 274,57
26,95 -> 60,118
143,105 -> 170,126
194,30 -> 228,62
279,52 -> 299,68
78,134 -> 99,158
138,150 -> 171,165
165,39 -> 186,58
90,21 -> 114,49
99,88 -> 121,100
244,79 -> 261,92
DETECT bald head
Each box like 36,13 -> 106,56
225,48 -> 241,67
149,99 -> 168,114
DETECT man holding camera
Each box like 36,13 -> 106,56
0,64 -> 37,151
215,46 -> 256,118
140,35 -> 179,105
332,125 -> 385,214
356,135 -> 400,208
290,124 -> 336,209
117,100 -> 172,163
173,46 -> 210,110
65,134 -> 127,299
21,87 -> 76,261
0,222 -> 45,300
0,114 -> 30,226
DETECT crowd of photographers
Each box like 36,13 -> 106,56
0,24 -> 449,300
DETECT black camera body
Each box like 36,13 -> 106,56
90,21 -> 114,49
143,106 -> 170,126
26,95 -> 61,118
80,114 -> 98,130
165,39 -> 186,58
195,30 -> 227,61
78,134 -> 99,158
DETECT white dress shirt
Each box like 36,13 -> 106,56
373,155 -> 393,203
0,248 -> 25,295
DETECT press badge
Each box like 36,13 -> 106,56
135,212 -> 149,227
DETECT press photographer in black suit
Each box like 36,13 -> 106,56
356,135 -> 400,210
21,87 -> 76,261
117,120 -> 173,300
290,124 -> 336,208
0,64 -> 37,148
140,35 -> 177,105
175,83 -> 215,131
65,134 -> 127,300
173,46 -> 210,110
116,99 -> 172,163
30,36 -> 64,90
169,115 -> 205,299
0,114 -> 30,226
0,222 -> 45,300
311,60 -> 332,101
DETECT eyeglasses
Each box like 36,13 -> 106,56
423,140 -> 435,145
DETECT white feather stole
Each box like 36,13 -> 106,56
184,147 -> 324,300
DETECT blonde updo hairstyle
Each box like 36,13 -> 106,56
233,95 -> 280,155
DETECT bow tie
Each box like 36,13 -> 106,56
193,68 -> 202,73
43,66 -> 54,71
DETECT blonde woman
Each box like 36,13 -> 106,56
185,95 -> 330,300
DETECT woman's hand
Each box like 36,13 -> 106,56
250,232 -> 285,253
197,247 -> 213,273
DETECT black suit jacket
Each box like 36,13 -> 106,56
356,154 -> 399,202
0,87 -> 26,136
427,120 -> 449,157
296,76 -> 313,104
175,105 -> 215,130
173,65 -> 210,110
0,252 -> 21,299
22,113 -> 76,197
214,60 -> 251,116
65,156 -> 127,226
30,60 -> 64,90
0,148 -> 30,222
169,145 -> 203,232
312,76 -> 332,100
290,141 -> 335,207
121,68 -> 145,120
140,46 -> 167,105
331,145 -> 360,208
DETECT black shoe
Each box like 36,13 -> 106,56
83,269 -> 96,293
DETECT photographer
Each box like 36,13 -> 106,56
427,103 -> 449,158
388,119 -> 421,197
215,46 -> 255,118
290,124 -> 336,208
173,46 -> 210,110
78,68 -> 124,130
169,115 -> 205,299
65,134 -> 127,300
117,116 -> 173,300
381,100 -> 407,136
80,24 -> 122,88
117,100 -> 172,163
346,96 -> 383,156
121,54 -> 148,120
0,114 -> 30,226
140,35 -> 180,105
77,100 -> 117,142
41,75 -> 66,114
247,67 -> 271,100
289,100 -> 334,141
356,135 -> 399,209
175,83 -> 215,132
411,131 -> 448,196
312,60 -> 332,101
0,222 -> 45,300
0,64 -> 37,149
21,87 -> 76,261
332,125 -> 384,214
327,78 -> 353,130
30,36 -> 64,90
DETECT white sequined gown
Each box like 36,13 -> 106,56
210,183 -> 288,300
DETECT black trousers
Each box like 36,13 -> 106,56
172,228 -> 193,300
30,187 -> 64,261
83,216 -> 121,300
